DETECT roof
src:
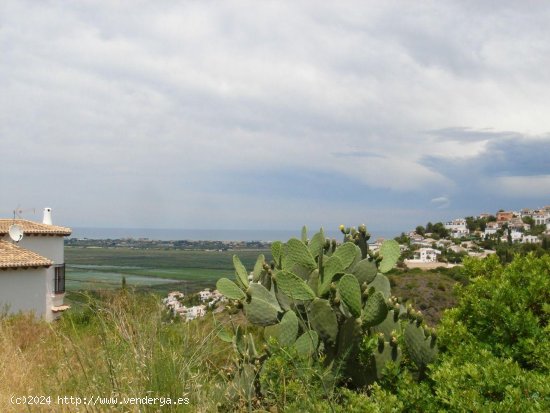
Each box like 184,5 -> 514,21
0,240 -> 53,269
0,219 -> 71,236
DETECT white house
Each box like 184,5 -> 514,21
409,248 -> 441,263
533,214 -> 550,226
199,289 -> 213,302
484,221 -> 500,237
444,219 -> 469,238
185,305 -> 206,321
0,209 -> 71,322
522,235 -> 540,244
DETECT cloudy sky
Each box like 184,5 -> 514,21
1,1 -> 549,233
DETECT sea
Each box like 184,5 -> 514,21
70,227 -> 399,242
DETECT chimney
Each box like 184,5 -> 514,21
43,207 -> 52,225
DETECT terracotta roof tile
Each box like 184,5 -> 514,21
0,240 -> 53,269
0,219 -> 71,236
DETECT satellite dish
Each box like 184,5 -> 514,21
8,224 -> 24,242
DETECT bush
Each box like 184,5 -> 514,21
441,254 -> 550,371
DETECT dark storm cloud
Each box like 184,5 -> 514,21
1,1 -> 549,229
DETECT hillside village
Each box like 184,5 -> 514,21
393,205 -> 550,268
162,288 -> 226,322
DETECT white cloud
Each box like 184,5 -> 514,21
492,175 -> 550,198
431,196 -> 451,209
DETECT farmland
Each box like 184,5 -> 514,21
65,246 -> 272,295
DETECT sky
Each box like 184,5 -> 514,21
1,1 -> 549,233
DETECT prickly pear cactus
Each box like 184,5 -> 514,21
217,223 -> 438,392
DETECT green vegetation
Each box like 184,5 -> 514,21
414,222 -> 449,239
65,247 -> 271,294
2,227 -> 548,411
477,235 -> 550,264
215,224 -> 440,410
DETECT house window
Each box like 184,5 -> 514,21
54,264 -> 65,294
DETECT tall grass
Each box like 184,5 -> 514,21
0,291 -> 233,412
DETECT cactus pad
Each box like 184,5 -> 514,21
352,258 -> 378,284
334,242 -> 359,270
367,273 -> 391,299
308,230 -> 326,259
286,238 -> 317,271
252,254 -> 265,282
243,283 -> 282,326
271,241 -> 283,268
274,270 -> 316,301
308,269 -> 320,296
371,309 -> 402,338
308,298 -> 339,345
363,291 -> 388,327
372,340 -> 401,379
264,310 -> 299,346
301,225 -> 308,244
378,240 -> 400,273
233,255 -> 250,288
319,255 -> 344,296
338,274 -> 362,318
294,330 -> 319,357
216,278 -> 246,300
404,321 -> 438,370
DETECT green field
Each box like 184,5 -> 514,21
65,246 -> 271,294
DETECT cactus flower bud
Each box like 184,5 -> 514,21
358,224 -> 367,234
377,333 -> 385,347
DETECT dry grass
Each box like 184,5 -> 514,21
0,291 -> 235,412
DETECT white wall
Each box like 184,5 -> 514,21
0,268 -> 53,321
0,235 -> 66,321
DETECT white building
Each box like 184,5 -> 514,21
444,219 -> 469,238
533,214 -> 550,226
185,305 -> 206,321
163,291 -> 185,312
0,209 -> 71,322
484,221 -> 500,237
409,248 -> 441,263
199,289 -> 213,302
522,235 -> 540,244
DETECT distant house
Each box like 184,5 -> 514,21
533,214 -> 550,226
484,221 -> 500,237
522,235 -> 540,244
185,305 -> 206,320
444,219 -> 469,238
199,289 -> 213,302
496,211 -> 515,224
163,291 -> 185,313
408,232 -> 425,245
408,248 -> 441,263
0,209 -> 71,321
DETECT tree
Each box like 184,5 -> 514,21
415,225 -> 425,236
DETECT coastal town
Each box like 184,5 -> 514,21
392,205 -> 550,268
